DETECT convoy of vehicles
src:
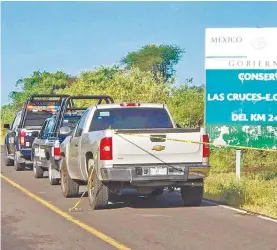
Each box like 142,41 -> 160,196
3,95 -> 69,171
3,95 -> 210,210
32,95 -> 114,185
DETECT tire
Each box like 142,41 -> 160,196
4,147 -> 14,166
14,153 -> 25,171
151,188 -> 164,197
33,159 -> 44,178
181,180 -> 204,207
60,159 -> 79,198
48,162 -> 59,185
87,160 -> 109,210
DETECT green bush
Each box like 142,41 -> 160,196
241,150 -> 277,170
167,85 -> 204,127
209,149 -> 236,172
247,171 -> 277,181
58,66 -> 170,104
209,148 -> 277,173
204,173 -> 277,218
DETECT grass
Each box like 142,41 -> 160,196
209,148 -> 277,173
204,172 -> 277,219
206,149 -> 277,219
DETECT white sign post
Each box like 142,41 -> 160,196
236,150 -> 241,179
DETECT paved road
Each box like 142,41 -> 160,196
1,146 -> 277,250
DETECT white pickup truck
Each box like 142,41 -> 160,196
59,102 -> 210,210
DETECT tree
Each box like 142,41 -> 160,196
167,85 -> 204,127
9,71 -> 72,107
121,44 -> 185,82
0,104 -> 17,124
0,104 -> 18,139
58,66 -> 170,107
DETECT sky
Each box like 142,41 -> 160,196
1,1 -> 277,105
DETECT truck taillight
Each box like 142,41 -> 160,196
100,137 -> 113,160
54,146 -> 60,157
52,141 -> 60,159
202,135 -> 210,158
19,131 -> 26,145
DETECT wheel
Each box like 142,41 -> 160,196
151,188 -> 164,197
48,162 -> 59,185
4,147 -> 14,166
60,159 -> 79,198
33,159 -> 44,178
87,160 -> 109,210
181,180 -> 204,207
14,153 -> 25,171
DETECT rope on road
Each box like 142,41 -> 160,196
69,166 -> 95,212
69,149 -> 98,212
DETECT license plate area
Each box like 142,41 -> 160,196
168,167 -> 185,175
142,167 -> 168,176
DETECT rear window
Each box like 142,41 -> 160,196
24,112 -> 53,127
62,116 -> 81,130
89,108 -> 173,131
23,100 -> 62,128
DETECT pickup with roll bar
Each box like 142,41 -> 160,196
31,95 -> 114,185
3,95 -> 69,171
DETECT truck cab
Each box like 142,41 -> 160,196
3,95 -> 69,171
32,114 -> 81,184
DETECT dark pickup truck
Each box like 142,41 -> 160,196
31,95 -> 114,185
3,95 -> 69,171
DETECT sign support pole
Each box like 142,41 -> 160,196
236,150 -> 241,179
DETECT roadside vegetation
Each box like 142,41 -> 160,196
205,172 -> 277,218
1,44 -> 276,218
207,149 -> 277,218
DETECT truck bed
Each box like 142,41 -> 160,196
100,127 -> 204,165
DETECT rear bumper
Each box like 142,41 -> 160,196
100,163 -> 210,187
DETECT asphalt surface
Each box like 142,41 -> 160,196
1,145 -> 277,250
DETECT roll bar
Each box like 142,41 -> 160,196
52,95 -> 114,135
19,94 -> 70,128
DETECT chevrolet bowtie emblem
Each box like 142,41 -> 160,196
152,145 -> 165,151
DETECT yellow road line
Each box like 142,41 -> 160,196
0,173 -> 131,250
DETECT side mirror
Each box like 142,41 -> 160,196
176,123 -> 181,128
3,124 -> 10,129
60,126 -> 71,135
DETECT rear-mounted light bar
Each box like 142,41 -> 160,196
120,102 -> 141,107
27,104 -> 60,112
